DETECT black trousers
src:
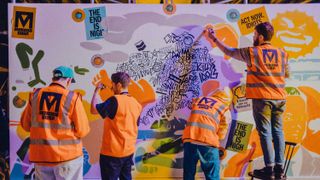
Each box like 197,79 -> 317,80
99,154 -> 134,180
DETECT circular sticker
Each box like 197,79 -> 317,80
163,3 -> 176,15
226,9 -> 240,23
91,54 -> 105,68
13,95 -> 26,108
72,9 -> 86,23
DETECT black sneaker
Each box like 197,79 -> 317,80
274,165 -> 285,180
253,166 -> 275,180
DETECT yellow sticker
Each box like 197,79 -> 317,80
232,84 -> 251,112
237,6 -> 269,35
12,6 -> 36,39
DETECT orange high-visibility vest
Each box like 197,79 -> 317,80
100,94 -> 142,157
246,44 -> 288,99
21,84 -> 89,163
182,96 -> 229,147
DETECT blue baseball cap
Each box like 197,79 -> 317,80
53,66 -> 75,83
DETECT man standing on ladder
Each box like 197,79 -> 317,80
204,22 -> 290,180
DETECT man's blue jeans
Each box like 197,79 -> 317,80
183,142 -> 220,180
252,99 -> 286,167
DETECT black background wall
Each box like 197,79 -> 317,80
0,1 -> 9,180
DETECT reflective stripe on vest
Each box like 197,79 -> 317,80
253,47 -> 260,70
61,91 -> 74,128
191,103 -> 226,124
31,90 -> 75,129
186,121 -> 215,131
246,83 -> 285,88
191,110 -> 218,124
31,88 -> 41,127
280,50 -> 286,74
30,139 -> 80,145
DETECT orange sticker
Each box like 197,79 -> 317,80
72,8 -> 86,23
91,54 -> 104,68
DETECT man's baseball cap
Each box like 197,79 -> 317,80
53,66 -> 76,83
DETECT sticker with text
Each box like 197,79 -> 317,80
84,6 -> 106,40
238,6 -> 269,35
12,6 -> 36,39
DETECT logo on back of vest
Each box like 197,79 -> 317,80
262,49 -> 279,70
39,92 -> 62,120
197,97 -> 217,109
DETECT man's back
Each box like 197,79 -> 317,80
246,44 -> 288,100
21,83 -> 90,163
100,94 -> 142,158
182,95 -> 230,148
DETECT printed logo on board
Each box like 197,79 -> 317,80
12,6 -> 36,39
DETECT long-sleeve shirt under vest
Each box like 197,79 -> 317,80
218,42 -> 290,78
218,42 -> 290,100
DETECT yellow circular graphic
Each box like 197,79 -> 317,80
72,9 -> 85,23
271,10 -> 320,59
